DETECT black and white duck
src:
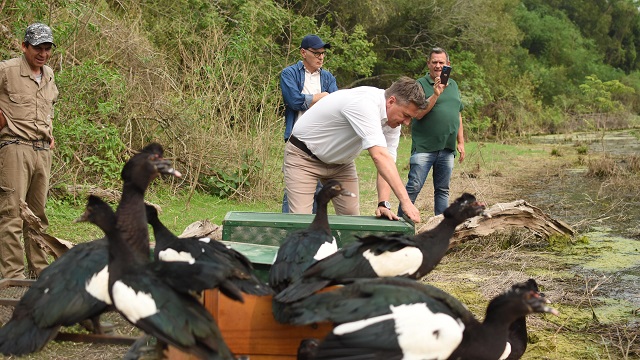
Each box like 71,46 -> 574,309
146,204 -> 272,302
288,277 -> 558,360
275,193 -> 487,303
269,179 -> 355,323
270,179 -> 355,293
504,279 -> 543,360
81,195 -> 234,360
0,143 -> 180,356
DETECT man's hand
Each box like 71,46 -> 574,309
433,76 -> 446,96
0,109 -> 6,131
457,142 -> 465,163
375,206 -> 399,221
311,92 -> 329,106
400,202 -> 421,223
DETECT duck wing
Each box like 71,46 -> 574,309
111,267 -> 234,360
269,229 -> 336,293
0,239 -> 111,355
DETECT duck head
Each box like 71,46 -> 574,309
443,193 -> 488,221
74,195 -> 116,229
121,143 -> 182,192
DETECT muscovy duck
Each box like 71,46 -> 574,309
288,277 -> 558,360
0,143 -> 180,356
269,180 -> 355,294
505,279 -> 543,360
275,193 -> 487,303
115,142 -> 181,262
81,195 -> 234,360
146,204 -> 272,302
269,180 -> 355,323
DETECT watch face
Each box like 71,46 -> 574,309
379,201 -> 391,209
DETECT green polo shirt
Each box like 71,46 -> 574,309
411,74 -> 463,154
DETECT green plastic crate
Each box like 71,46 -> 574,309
221,211 -> 415,268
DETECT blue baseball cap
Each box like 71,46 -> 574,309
300,35 -> 331,49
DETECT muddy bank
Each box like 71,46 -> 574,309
431,129 -> 640,359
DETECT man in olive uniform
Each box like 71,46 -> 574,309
0,23 -> 59,279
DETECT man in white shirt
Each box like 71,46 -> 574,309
284,76 -> 426,223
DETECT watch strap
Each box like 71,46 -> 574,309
378,201 -> 391,210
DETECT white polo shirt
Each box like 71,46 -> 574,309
290,86 -> 400,164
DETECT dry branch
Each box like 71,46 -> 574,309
416,199 -> 575,249
20,201 -> 74,259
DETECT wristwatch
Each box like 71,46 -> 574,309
377,201 -> 391,210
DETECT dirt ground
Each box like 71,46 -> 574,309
1,136 -> 638,359
416,137 -> 640,360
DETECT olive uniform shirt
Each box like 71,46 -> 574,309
0,55 -> 58,142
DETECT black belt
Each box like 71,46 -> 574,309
0,138 -> 50,151
289,135 -> 318,159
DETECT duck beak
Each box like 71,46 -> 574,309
340,189 -> 356,197
473,201 -> 491,218
154,158 -> 182,178
528,291 -> 559,316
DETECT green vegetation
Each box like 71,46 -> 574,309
1,0 -> 639,203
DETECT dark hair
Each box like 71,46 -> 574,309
385,76 -> 428,109
429,47 -> 449,62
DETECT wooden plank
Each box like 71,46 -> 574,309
209,290 -> 331,357
167,290 -> 332,359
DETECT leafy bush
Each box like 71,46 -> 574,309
199,150 -> 263,199
52,60 -> 127,188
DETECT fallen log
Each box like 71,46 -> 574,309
416,199 -> 575,249
178,219 -> 223,240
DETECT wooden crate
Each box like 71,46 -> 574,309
166,290 -> 332,359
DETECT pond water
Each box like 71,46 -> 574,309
531,129 -> 640,156
528,129 -> 640,317
527,129 -> 639,232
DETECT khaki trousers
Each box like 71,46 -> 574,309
0,143 -> 51,279
283,142 -> 360,215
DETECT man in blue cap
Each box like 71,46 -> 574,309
280,34 -> 338,213
0,23 -> 58,279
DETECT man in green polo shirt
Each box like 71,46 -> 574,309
398,47 -> 465,216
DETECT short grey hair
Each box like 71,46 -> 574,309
385,76 -> 428,110
429,47 -> 449,62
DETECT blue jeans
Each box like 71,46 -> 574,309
282,180 -> 322,214
398,149 -> 454,216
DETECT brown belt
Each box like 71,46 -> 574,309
289,135 -> 318,159
0,138 -> 50,150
